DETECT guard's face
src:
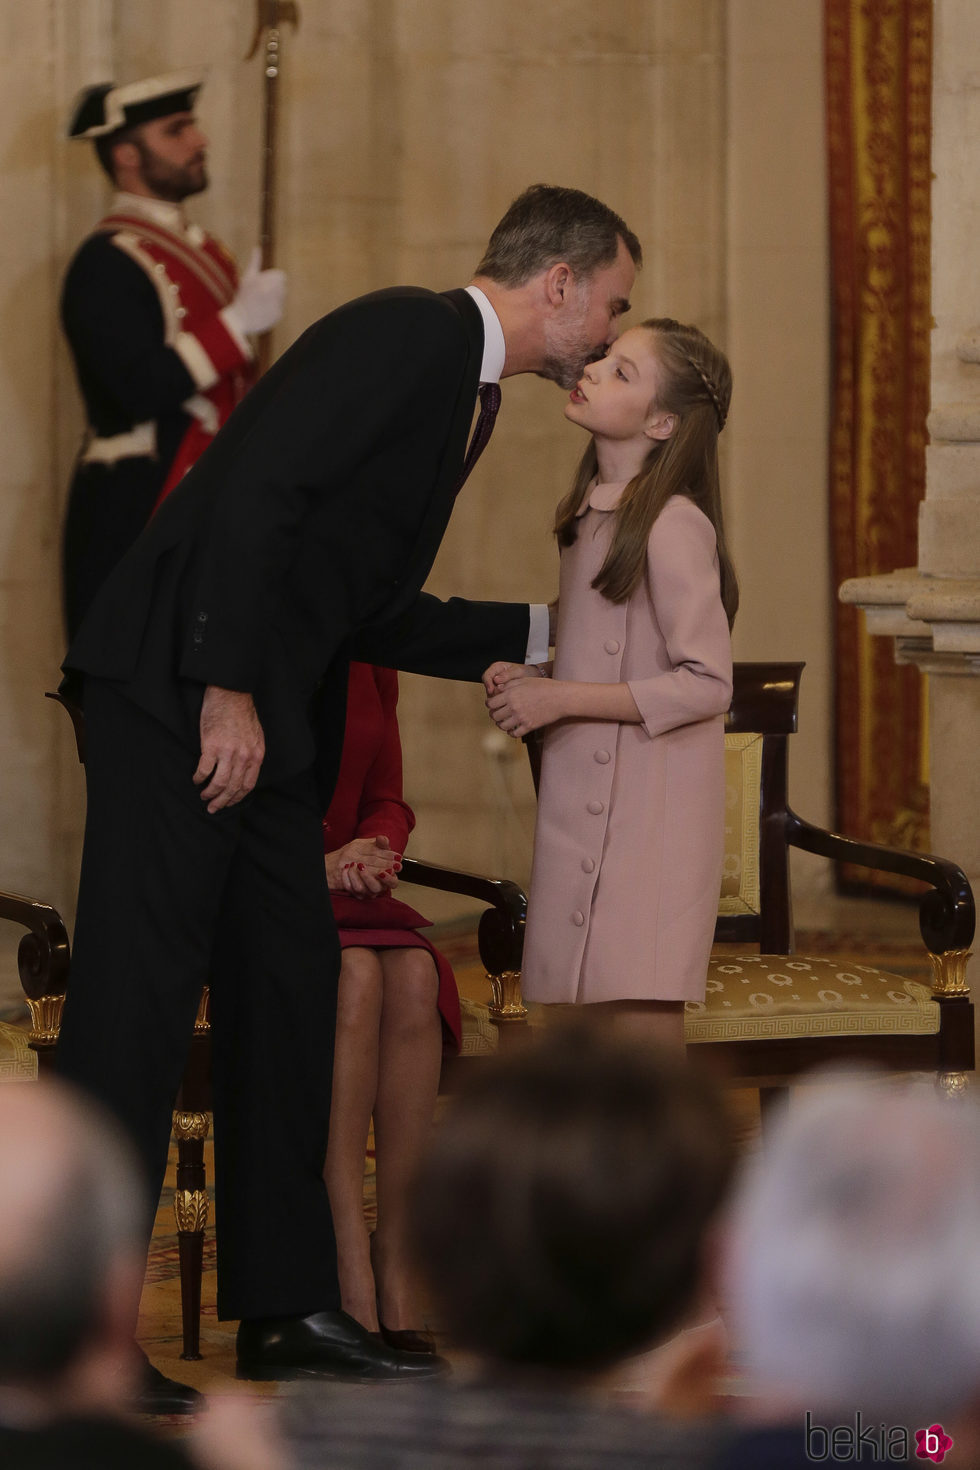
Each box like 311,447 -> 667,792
134,112 -> 209,201
540,237 -> 636,390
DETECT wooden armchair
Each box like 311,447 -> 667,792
27,692 -> 527,1360
686,662 -> 974,1096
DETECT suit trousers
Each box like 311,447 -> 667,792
56,678 -> 341,1321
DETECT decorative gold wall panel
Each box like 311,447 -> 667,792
826,0 -> 932,890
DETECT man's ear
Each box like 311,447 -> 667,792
644,411 -> 676,442
112,138 -> 141,173
543,262 -> 573,306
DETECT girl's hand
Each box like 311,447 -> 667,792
324,835 -> 402,898
482,661 -> 548,696
486,677 -> 570,738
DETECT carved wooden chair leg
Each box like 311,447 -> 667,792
487,967 -> 528,1025
172,1109 -> 210,1361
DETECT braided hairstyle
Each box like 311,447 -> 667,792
554,317 -> 738,627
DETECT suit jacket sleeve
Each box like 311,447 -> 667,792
625,499 -> 733,737
179,295 -> 475,692
351,591 -> 531,682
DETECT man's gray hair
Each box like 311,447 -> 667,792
0,1079 -> 146,1381
475,183 -> 642,287
727,1073 -> 980,1423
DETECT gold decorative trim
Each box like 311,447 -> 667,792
194,986 -> 211,1034
174,1188 -> 209,1234
929,949 -> 972,998
937,1071 -> 970,1101
173,1110 -> 210,1142
26,993 -> 64,1046
487,970 -> 528,1022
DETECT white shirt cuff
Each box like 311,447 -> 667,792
526,604 -> 551,665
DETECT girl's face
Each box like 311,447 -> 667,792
564,327 -> 673,446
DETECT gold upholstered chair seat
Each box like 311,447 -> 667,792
686,957 -> 939,1044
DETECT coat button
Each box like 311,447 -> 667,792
604,639 -> 620,654
572,911 -> 585,926
586,799 -> 604,815
594,749 -> 610,764
581,858 -> 596,874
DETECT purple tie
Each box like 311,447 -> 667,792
454,382 -> 501,497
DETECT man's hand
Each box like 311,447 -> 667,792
193,686 -> 266,813
324,835 -> 401,898
486,677 -> 570,738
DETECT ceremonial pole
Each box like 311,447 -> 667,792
246,0 -> 299,374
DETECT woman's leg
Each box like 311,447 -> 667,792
323,946 -> 384,1330
590,999 -> 687,1050
371,947 -> 442,1329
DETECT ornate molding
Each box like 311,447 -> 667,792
937,1071 -> 970,1101
172,1110 -> 210,1142
194,986 -> 211,1034
26,993 -> 64,1046
174,1188 -> 209,1234
929,949 -> 972,997
487,970 -> 528,1022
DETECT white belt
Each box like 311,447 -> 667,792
81,422 -> 157,465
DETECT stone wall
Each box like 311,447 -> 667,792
0,0 -> 831,992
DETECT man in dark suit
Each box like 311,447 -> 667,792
57,184 -> 641,1395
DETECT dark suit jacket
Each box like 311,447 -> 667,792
65,286 -> 531,791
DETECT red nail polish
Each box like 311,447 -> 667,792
357,863 -> 365,870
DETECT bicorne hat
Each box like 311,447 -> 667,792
68,71 -> 204,139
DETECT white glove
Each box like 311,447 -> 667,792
222,247 -> 287,336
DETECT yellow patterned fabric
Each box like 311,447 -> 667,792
0,1021 -> 37,1079
685,955 -> 939,1043
720,733 -> 762,916
457,995 -> 500,1055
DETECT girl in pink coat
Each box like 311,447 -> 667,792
485,319 -> 736,1047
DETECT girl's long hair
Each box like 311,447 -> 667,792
553,318 -> 738,628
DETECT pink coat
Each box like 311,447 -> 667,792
522,484 -> 733,1004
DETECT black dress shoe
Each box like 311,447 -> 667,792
134,1348 -> 203,1416
236,1309 -> 448,1382
378,1321 -> 438,1355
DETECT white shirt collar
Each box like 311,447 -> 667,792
464,285 -> 506,384
112,191 -> 188,236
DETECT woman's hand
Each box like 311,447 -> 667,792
486,677 -> 571,738
324,835 -> 401,898
482,661 -> 549,696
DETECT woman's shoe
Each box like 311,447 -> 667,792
378,1321 -> 438,1355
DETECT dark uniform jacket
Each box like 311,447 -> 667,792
60,195 -> 252,636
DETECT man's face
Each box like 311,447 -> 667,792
540,237 -> 636,389
132,112 -> 209,202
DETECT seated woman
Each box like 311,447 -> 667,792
322,660 -> 459,1353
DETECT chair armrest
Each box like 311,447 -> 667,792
0,891 -> 71,1002
398,857 -> 527,988
786,810 -> 976,954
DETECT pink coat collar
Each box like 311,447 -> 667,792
574,479 -> 630,516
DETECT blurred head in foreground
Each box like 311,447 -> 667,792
0,1077 -> 146,1415
726,1072 -> 980,1426
411,1018 -> 733,1378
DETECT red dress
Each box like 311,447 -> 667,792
323,662 -> 461,1050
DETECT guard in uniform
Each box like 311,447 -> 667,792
61,73 -> 286,637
